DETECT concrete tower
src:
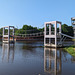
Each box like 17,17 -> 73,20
44,21 -> 61,47
71,17 -> 75,44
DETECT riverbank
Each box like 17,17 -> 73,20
64,45 -> 75,57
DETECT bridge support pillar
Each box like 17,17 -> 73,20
2,26 -> 15,44
71,17 -> 75,45
44,21 -> 62,47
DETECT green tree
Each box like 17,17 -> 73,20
62,24 -> 73,36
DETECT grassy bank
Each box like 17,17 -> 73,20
72,39 -> 75,41
64,45 -> 75,57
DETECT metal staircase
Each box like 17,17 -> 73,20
60,33 -> 74,39
57,32 -> 75,46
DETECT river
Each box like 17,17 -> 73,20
0,41 -> 75,75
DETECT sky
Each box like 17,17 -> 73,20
0,0 -> 75,29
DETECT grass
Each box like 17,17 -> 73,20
72,39 -> 75,41
64,45 -> 75,57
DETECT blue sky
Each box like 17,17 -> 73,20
0,0 -> 75,28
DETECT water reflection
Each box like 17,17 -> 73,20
0,41 -> 75,75
2,44 -> 14,62
44,48 -> 62,75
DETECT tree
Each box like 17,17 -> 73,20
62,24 -> 73,36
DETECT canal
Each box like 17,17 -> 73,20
0,41 -> 75,75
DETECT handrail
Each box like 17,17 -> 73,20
59,32 -> 75,39
14,31 -> 44,37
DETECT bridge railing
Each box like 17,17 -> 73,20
14,31 -> 44,37
14,31 -> 61,37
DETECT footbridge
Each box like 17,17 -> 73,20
1,21 -> 75,47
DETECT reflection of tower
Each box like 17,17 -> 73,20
2,44 -> 14,62
44,48 -> 62,75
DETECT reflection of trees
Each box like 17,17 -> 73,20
71,57 -> 75,63
22,45 -> 35,51
62,51 -> 70,62
22,45 -> 36,57
21,44 -> 36,58
2,44 -> 15,62
21,44 -> 44,59
44,48 -> 62,75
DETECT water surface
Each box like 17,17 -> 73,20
0,41 -> 75,75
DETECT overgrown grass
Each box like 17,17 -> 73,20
72,39 -> 75,41
64,45 -> 75,57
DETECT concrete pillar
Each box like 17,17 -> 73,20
3,28 -> 5,41
45,23 -> 46,35
49,24 -> 51,35
44,23 -> 46,45
13,27 -> 14,42
8,27 -> 10,43
3,28 -> 5,35
59,23 -> 62,44
49,24 -> 51,44
55,22 -> 57,47
59,23 -> 61,34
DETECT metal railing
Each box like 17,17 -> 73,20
14,32 -> 44,37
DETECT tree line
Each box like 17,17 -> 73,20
0,24 -> 74,36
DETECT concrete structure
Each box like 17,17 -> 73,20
44,21 -> 61,47
71,17 -> 75,38
71,17 -> 75,45
2,26 -> 15,43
